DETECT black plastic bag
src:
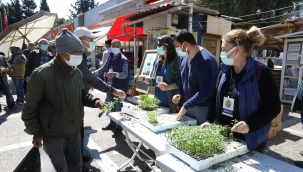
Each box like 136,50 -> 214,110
14,147 -> 40,172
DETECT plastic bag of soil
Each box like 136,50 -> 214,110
14,147 -> 40,172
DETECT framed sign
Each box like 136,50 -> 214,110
288,42 -> 302,52
147,29 -> 170,50
134,50 -> 159,95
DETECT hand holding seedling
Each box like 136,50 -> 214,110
158,82 -> 171,91
113,89 -> 126,98
106,72 -> 116,79
98,98 -> 119,118
172,94 -> 181,104
176,106 -> 187,121
96,101 -> 105,109
200,121 -> 211,128
231,121 -> 249,134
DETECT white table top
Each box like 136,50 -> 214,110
156,151 -> 302,172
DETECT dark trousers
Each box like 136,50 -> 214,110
0,77 -> 15,108
23,79 -> 27,94
43,133 -> 82,172
81,122 -> 85,158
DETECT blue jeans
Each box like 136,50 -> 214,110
0,77 -> 15,108
12,78 -> 25,100
184,106 -> 209,125
106,93 -> 123,129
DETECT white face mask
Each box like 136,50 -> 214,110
65,53 -> 83,66
111,48 -> 120,55
83,40 -> 95,52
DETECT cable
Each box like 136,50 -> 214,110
196,1 -> 233,8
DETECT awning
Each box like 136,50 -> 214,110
93,26 -> 111,46
107,16 -> 145,42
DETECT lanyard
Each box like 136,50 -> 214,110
228,66 -> 246,96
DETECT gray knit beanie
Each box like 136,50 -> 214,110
55,28 -> 83,54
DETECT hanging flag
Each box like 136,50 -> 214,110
3,9 -> 8,31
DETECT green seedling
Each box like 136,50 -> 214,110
166,125 -> 230,160
98,97 -> 119,118
229,119 -> 239,141
136,68 -> 140,75
89,67 -> 96,72
138,95 -> 160,111
147,111 -> 158,124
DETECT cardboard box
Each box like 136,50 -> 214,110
272,104 -> 284,124
272,122 -> 282,132
267,126 -> 277,139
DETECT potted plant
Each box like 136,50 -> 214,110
98,97 -> 118,117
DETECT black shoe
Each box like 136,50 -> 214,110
300,151 -> 303,156
295,161 -> 303,168
82,154 -> 91,163
82,166 -> 93,172
15,99 -> 21,103
102,123 -> 115,130
112,128 -> 123,138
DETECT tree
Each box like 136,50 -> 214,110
56,18 -> 66,27
21,0 -> 37,19
69,0 -> 99,19
40,0 -> 50,12
191,0 -> 301,29
5,0 -> 23,25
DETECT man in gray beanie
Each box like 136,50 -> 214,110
22,28 -> 104,172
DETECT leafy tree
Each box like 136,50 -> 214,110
69,0 -> 99,19
5,0 -> 23,25
21,0 -> 37,19
56,17 -> 66,26
190,0 -> 301,29
40,0 -> 50,12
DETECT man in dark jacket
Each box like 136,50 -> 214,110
95,39 -> 129,138
22,42 -> 35,94
74,27 -> 126,171
22,28 -> 104,172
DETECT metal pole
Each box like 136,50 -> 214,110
188,1 -> 194,32
134,24 -> 138,71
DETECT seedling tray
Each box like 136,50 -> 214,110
166,140 -> 249,171
137,113 -> 197,133
121,102 -> 169,118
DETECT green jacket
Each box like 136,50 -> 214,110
148,57 -> 181,113
22,57 -> 100,139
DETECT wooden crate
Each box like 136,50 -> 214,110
272,122 -> 282,132
272,104 -> 284,124
267,125 -> 277,139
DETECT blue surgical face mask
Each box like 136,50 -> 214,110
83,40 -> 95,52
40,44 -> 48,51
157,46 -> 166,55
220,46 -> 237,66
112,48 -> 120,55
176,43 -> 188,57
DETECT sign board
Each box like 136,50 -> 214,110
147,29 -> 170,50
288,42 -> 302,52
133,50 -> 159,95
99,0 -> 145,21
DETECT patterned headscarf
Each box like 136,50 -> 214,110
10,46 -> 23,55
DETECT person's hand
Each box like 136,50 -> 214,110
90,87 -> 94,91
158,82 -> 171,91
231,121 -> 250,134
113,89 -> 126,98
96,101 -> 105,109
200,121 -> 211,128
134,74 -> 144,81
32,137 -> 43,148
106,72 -> 116,79
0,67 -> 5,73
26,77 -> 30,83
176,106 -> 187,121
172,94 -> 181,104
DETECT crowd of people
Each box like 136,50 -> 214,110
0,25 -> 281,171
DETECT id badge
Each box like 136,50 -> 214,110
222,97 -> 234,117
156,76 -> 163,83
